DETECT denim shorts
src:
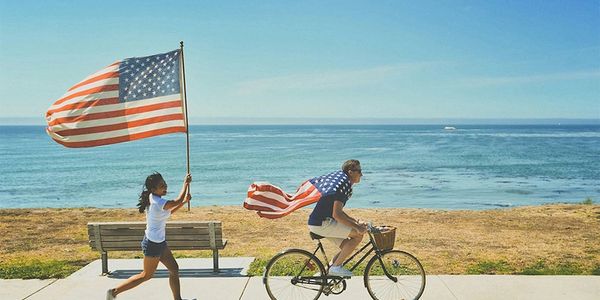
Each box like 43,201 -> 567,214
141,236 -> 167,257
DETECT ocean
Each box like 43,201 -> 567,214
0,125 -> 598,209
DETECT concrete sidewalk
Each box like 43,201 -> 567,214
1,258 -> 599,300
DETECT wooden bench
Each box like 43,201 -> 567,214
87,221 -> 227,275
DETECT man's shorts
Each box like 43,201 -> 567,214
308,217 -> 353,247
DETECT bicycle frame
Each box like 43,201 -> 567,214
264,227 -> 425,300
309,229 -> 398,282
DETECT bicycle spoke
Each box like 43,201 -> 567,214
365,250 -> 425,300
264,249 -> 325,300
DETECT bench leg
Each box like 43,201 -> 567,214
101,252 -> 109,275
213,249 -> 219,273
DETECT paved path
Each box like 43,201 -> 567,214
1,258 -> 599,300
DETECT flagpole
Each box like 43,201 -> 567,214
180,41 -> 191,211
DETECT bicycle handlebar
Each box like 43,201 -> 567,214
365,222 -> 383,234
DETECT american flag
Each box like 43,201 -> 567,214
46,49 -> 187,148
244,170 -> 353,219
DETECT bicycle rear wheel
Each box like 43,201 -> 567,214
264,249 -> 326,300
364,250 -> 426,300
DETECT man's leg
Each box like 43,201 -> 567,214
332,230 -> 363,266
329,237 -> 350,266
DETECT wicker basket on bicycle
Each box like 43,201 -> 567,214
372,226 -> 396,251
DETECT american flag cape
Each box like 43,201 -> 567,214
46,49 -> 186,148
244,170 -> 353,219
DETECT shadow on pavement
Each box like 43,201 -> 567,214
108,268 -> 246,278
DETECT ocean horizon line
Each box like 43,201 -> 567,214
1,117 -> 599,126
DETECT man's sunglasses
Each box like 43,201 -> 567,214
352,169 -> 363,174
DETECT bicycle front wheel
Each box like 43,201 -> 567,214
264,249 -> 326,300
364,250 -> 426,300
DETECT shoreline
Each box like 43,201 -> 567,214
0,200 -> 593,211
1,203 -> 599,278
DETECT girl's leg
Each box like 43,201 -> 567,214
160,246 -> 182,300
112,255 -> 161,296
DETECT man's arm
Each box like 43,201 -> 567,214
332,200 -> 366,233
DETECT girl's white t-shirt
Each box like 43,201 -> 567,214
145,193 -> 171,242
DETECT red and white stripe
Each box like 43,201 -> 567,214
244,181 -> 323,219
46,61 -> 186,148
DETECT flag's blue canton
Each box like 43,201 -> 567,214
118,50 -> 181,102
309,170 -> 353,199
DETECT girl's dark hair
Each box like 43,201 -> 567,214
137,172 -> 164,213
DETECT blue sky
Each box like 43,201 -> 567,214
1,0 -> 599,124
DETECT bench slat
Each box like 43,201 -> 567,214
96,246 -> 226,251
99,240 -> 226,249
89,232 -> 223,239
91,235 -> 222,242
87,222 -> 221,229
88,221 -> 222,225
93,225 -> 220,231
89,239 -> 228,251
95,228 -> 220,236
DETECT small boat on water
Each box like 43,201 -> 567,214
444,126 -> 456,130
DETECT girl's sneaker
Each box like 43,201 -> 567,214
106,289 -> 116,300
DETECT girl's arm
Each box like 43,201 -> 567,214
170,186 -> 191,214
163,174 -> 192,211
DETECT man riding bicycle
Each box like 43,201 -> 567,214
260,159 -> 426,300
307,159 -> 367,277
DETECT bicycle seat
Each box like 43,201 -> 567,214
309,232 -> 325,240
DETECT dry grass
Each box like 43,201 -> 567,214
1,204 -> 599,278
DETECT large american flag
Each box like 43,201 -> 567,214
46,49 -> 187,148
244,170 -> 353,219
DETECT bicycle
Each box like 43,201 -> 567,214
263,223 -> 426,300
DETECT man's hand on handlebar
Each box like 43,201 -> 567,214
355,220 -> 368,234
